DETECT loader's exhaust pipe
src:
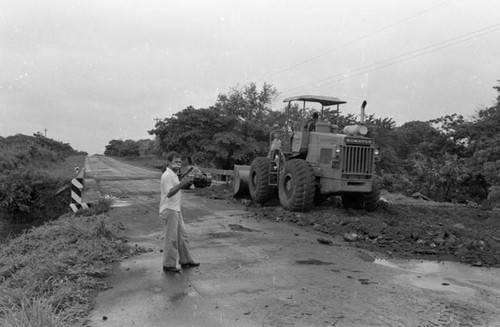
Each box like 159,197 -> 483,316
360,100 -> 367,124
343,124 -> 368,136
343,100 -> 368,136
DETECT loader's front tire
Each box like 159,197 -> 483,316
278,159 -> 315,212
363,185 -> 380,211
341,193 -> 363,210
342,187 -> 380,212
249,157 -> 276,204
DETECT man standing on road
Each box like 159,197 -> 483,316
159,151 -> 200,273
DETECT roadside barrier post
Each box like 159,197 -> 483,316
69,169 -> 92,212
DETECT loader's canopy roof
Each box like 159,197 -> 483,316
283,95 -> 346,106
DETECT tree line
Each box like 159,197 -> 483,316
0,134 -> 86,171
105,81 -> 500,204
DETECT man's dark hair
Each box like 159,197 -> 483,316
312,112 -> 319,119
166,151 -> 181,162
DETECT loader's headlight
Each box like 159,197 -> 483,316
374,148 -> 380,156
334,147 -> 341,158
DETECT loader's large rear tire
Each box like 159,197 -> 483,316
278,159 -> 315,212
249,157 -> 276,204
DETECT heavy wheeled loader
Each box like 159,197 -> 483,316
233,95 -> 380,212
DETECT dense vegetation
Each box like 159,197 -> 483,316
0,134 -> 87,221
105,81 -> 500,204
0,134 -> 86,171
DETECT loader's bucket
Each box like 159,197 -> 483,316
233,165 -> 250,197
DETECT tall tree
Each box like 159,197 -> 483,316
148,82 -> 279,168
433,81 -> 500,192
208,82 -> 279,167
215,82 -> 277,123
391,121 -> 452,160
149,106 -> 228,165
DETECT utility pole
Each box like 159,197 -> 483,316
44,128 -> 47,137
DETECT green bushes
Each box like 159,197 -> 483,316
0,169 -> 68,220
0,150 -> 22,171
74,198 -> 112,218
0,134 -> 87,222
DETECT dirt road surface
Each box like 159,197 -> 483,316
84,156 -> 500,327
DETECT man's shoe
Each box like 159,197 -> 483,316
163,266 -> 181,273
181,262 -> 200,268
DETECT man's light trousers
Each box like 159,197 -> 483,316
160,209 -> 194,268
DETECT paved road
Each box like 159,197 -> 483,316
84,155 -> 500,327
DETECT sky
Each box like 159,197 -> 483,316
1,0 -> 499,154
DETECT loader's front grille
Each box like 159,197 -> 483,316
342,145 -> 374,177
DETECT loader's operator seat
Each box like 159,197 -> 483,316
304,112 -> 319,132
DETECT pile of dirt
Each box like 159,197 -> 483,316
188,184 -> 500,268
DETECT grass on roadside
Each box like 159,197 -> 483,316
0,210 -> 145,326
37,154 -> 86,179
0,296 -> 74,327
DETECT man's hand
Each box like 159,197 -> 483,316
167,173 -> 194,198
179,167 -> 194,179
180,174 -> 194,187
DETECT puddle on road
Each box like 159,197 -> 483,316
228,224 -> 259,232
111,199 -> 133,207
296,259 -> 334,265
207,231 -> 237,239
374,258 -> 401,270
375,258 -> 464,275
374,258 -> 500,297
103,194 -> 133,207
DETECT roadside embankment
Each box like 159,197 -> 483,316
0,155 -> 147,326
0,208 -> 146,326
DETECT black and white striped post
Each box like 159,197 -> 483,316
69,169 -> 92,213
70,176 -> 84,204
